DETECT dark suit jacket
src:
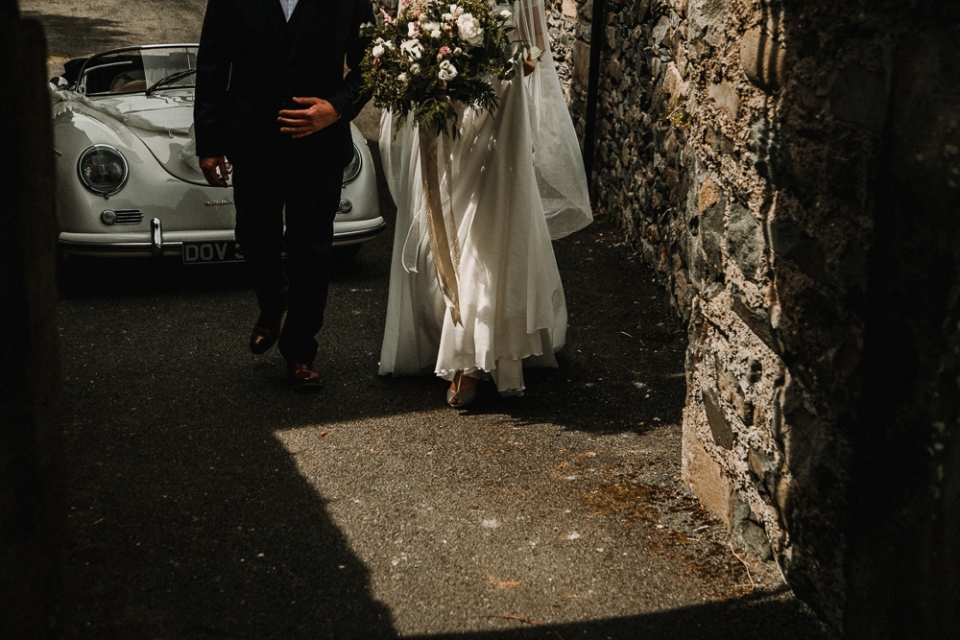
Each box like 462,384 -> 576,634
194,0 -> 374,168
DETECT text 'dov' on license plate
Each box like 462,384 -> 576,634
182,241 -> 245,264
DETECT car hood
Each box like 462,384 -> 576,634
68,93 -> 208,185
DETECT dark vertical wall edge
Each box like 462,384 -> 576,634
0,3 -> 64,638
582,0 -> 606,191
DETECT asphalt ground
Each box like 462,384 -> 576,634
56,227 -> 829,640
24,1 -> 829,637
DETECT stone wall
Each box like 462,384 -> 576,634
560,0 -> 960,634
563,0 -> 866,624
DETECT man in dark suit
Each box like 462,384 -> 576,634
194,0 -> 373,392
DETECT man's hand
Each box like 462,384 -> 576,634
200,156 -> 230,187
278,97 -> 340,138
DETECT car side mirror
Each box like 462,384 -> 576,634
49,76 -> 70,90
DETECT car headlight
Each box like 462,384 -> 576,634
77,144 -> 129,196
342,144 -> 362,185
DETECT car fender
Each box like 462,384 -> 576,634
53,101 -> 237,236
53,103 -> 155,230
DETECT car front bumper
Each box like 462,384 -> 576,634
58,216 -> 388,260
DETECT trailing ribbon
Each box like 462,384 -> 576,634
418,130 -> 462,326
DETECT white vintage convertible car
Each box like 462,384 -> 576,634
50,44 -> 384,263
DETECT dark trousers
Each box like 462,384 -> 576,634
232,144 -> 342,365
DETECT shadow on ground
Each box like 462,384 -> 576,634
65,404 -> 396,638
416,593 -> 820,639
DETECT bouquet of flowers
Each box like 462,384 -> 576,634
361,0 -> 531,135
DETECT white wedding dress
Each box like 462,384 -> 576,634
377,0 -> 592,395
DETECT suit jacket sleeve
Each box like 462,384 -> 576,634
194,0 -> 233,158
326,0 -> 375,122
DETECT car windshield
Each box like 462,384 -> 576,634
78,46 -> 198,96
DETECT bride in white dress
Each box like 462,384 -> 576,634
378,0 -> 592,405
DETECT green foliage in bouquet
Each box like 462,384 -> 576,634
361,0 -> 527,136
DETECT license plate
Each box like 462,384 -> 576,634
182,241 -> 245,264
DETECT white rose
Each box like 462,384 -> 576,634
493,5 -> 514,26
456,13 -> 484,46
400,38 -> 424,60
422,21 -> 442,38
372,44 -> 385,58
397,73 -> 409,84
408,21 -> 419,37
410,63 -> 421,73
438,60 -> 458,81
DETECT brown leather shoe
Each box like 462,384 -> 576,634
249,307 -> 286,355
288,362 -> 322,393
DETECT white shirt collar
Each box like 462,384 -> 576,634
280,0 -> 299,21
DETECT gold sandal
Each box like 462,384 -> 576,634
446,371 -> 477,407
